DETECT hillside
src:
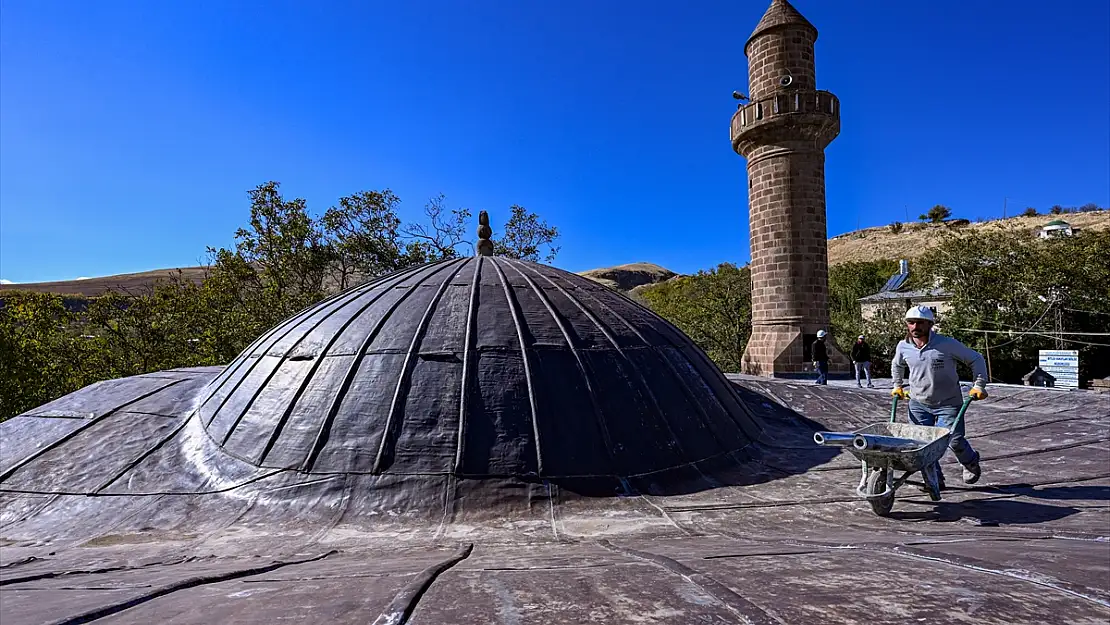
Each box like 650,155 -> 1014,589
3,212 -> 1105,296
575,262 -> 676,292
827,210 -> 1109,265
0,266 -> 209,297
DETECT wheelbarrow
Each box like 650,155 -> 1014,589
813,396 -> 972,516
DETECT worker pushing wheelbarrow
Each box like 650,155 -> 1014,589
815,394 -> 976,515
814,305 -> 989,516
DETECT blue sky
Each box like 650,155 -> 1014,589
2,0 -> 1108,283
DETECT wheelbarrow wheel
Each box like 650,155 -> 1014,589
866,469 -> 894,517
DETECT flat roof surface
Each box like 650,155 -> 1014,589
2,370 -> 1107,624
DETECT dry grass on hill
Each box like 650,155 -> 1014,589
827,211 -> 1108,265
0,267 -> 209,297
575,262 -> 676,292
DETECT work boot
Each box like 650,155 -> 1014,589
963,457 -> 982,485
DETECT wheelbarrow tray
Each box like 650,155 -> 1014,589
846,423 -> 951,473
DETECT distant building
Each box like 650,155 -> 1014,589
858,260 -> 952,323
1023,366 -> 1056,388
1039,219 -> 1077,238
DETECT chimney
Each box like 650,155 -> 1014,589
899,259 -> 909,275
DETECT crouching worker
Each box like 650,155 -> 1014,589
891,306 -> 988,490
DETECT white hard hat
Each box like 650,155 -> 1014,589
905,305 -> 935,322
816,329 -> 827,338
857,335 -> 865,340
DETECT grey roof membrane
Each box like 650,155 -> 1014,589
1,256 -> 1108,624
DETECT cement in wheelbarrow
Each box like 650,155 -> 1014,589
847,422 -> 951,473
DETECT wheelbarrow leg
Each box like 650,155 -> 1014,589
921,463 -> 942,502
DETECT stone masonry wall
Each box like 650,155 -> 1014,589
745,141 -> 830,328
746,26 -> 816,100
736,8 -> 848,376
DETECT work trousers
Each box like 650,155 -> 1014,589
907,400 -> 979,479
854,361 -> 872,386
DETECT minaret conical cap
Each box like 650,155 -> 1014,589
744,0 -> 818,56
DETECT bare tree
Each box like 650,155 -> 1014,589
401,194 -> 473,262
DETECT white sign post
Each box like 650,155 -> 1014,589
1038,350 -> 1080,389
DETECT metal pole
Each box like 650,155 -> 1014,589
983,330 -> 993,382
1054,295 -> 1065,350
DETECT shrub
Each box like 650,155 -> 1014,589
919,205 -> 952,223
888,221 -> 904,234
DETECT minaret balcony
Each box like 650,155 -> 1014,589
731,90 -> 840,152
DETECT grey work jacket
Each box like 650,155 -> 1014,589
891,333 -> 988,407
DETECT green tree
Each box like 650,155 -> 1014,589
213,181 -> 331,328
320,189 -> 408,290
494,205 -> 560,262
827,259 -> 901,372
1,181 -> 567,419
0,292 -> 101,420
915,226 -> 1110,383
919,205 -> 952,223
639,263 -> 751,372
1021,207 -> 1038,217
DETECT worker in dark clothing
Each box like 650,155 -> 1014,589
812,330 -> 829,385
850,335 -> 874,388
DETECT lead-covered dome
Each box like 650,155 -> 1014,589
196,255 -> 761,480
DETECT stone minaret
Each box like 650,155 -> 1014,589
730,0 -> 848,376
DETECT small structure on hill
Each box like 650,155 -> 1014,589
1039,219 -> 1077,238
859,259 -> 951,322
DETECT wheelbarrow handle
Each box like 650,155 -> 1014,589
951,396 -> 974,431
890,395 -> 974,426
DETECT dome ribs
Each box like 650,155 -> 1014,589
520,264 -> 691,473
249,260 -> 452,466
604,289 -> 765,443
503,258 -> 619,478
567,286 -> 729,467
575,287 -> 734,461
197,286 -> 346,424
488,258 -> 545,477
198,265 -> 411,428
215,280 -> 394,450
203,278 -> 387,439
372,260 -> 470,475
301,259 -> 466,473
452,256 -> 483,474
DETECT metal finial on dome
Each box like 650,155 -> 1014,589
476,210 -> 494,256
